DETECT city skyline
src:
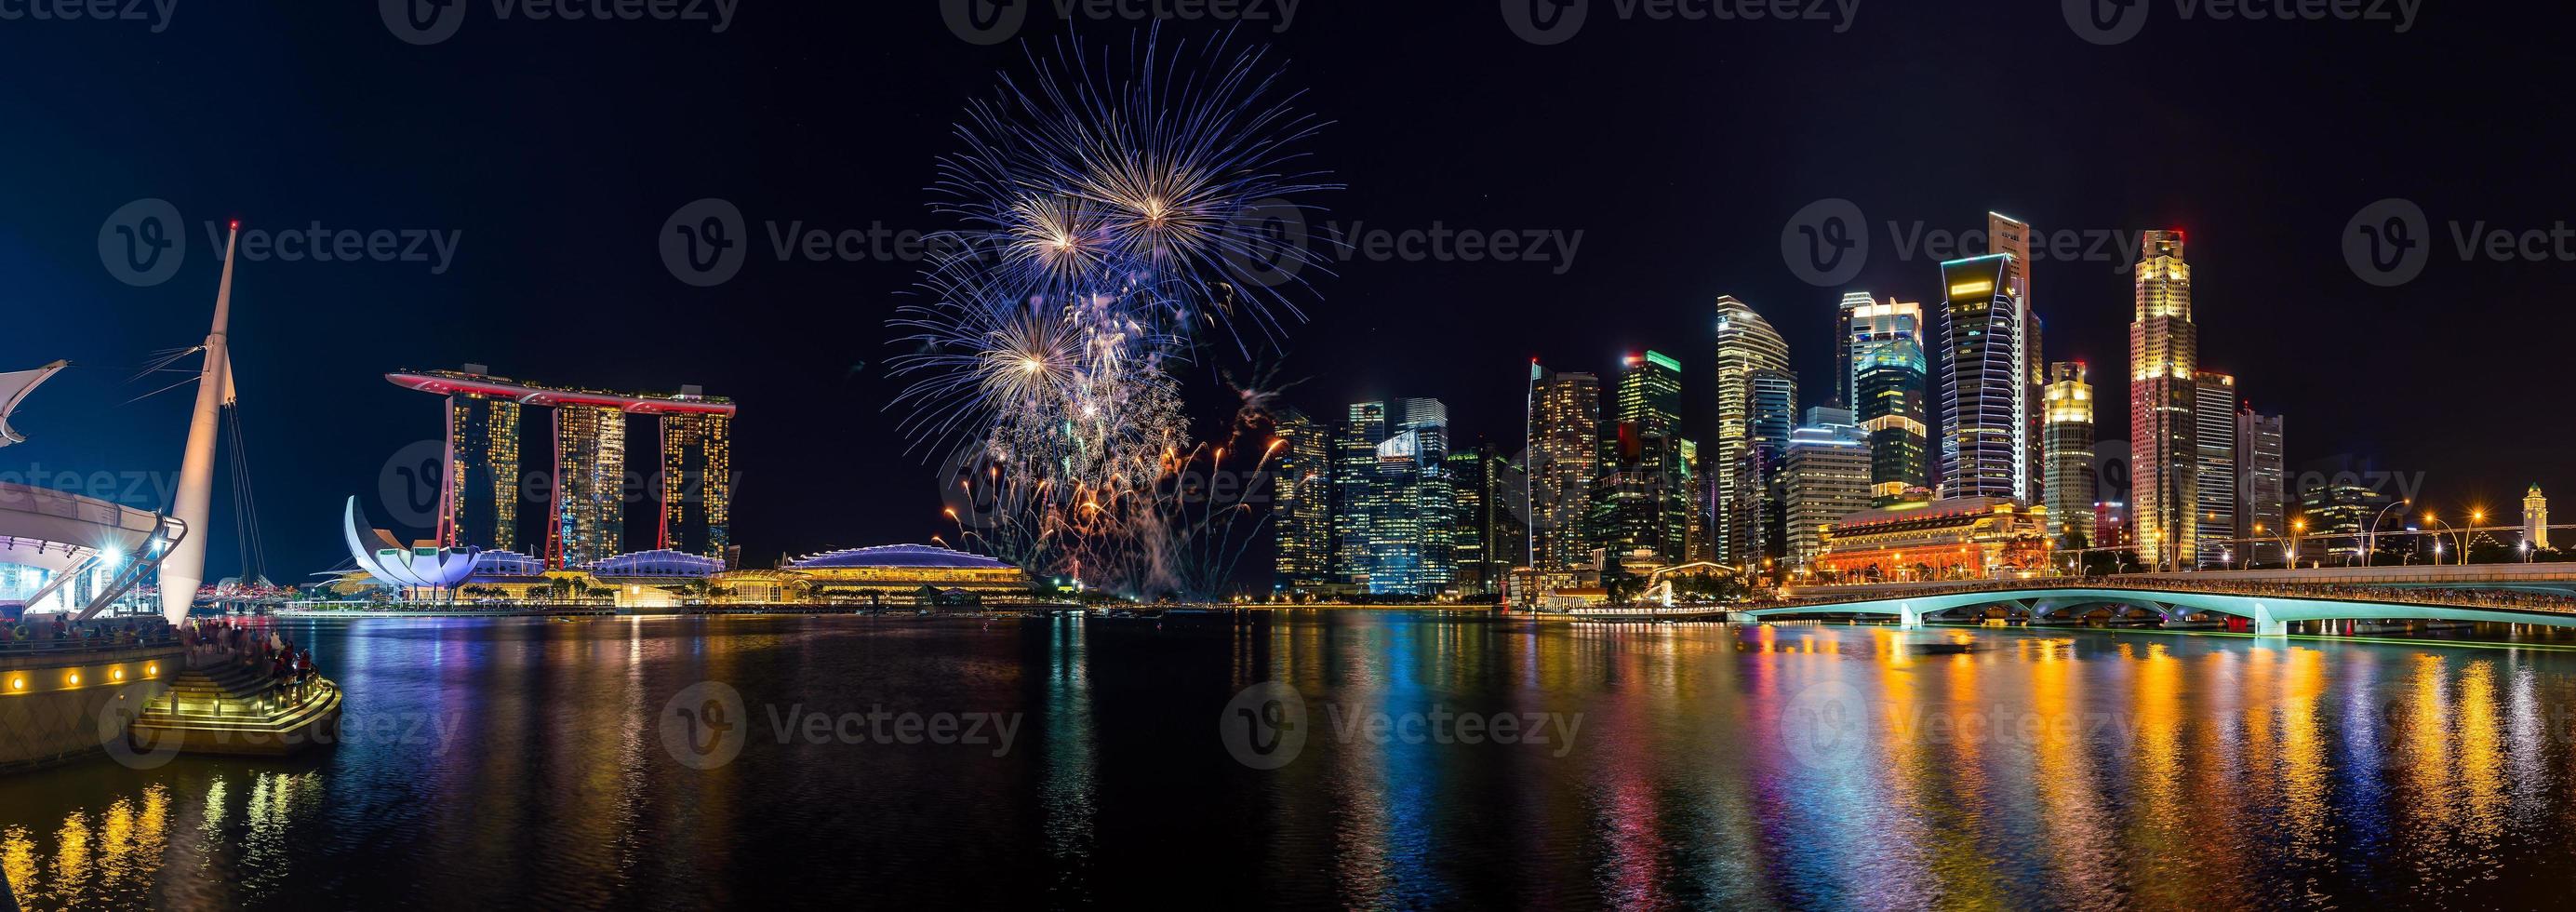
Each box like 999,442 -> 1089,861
5,7 -> 2567,583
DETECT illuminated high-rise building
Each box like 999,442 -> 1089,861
2129,230 -> 2198,570
1445,445 -> 1515,595
1846,296 -> 1929,502
1990,213 -> 2047,514
1782,408 -> 1872,572
1528,364 -> 1601,571
659,403 -> 732,564
1371,398 -> 1455,596
1729,368 -> 1799,570
553,404 -> 626,569
1331,401 -> 1387,583
2237,409 -> 2287,564
2041,362 -> 2096,544
1940,254 -> 2035,503
2192,372 -> 2238,568
1270,410 -> 1334,594
389,368 -> 737,570
1713,296 -> 1791,565
1598,352 -> 1692,566
440,375 -> 521,551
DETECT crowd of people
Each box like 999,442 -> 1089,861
183,618 -> 323,702
2,613 -> 176,649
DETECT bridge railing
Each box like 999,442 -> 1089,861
1760,578 -> 2576,617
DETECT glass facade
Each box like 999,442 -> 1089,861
659,412 -> 732,564
2129,230 -> 2198,570
1939,254 -> 2035,504
1783,409 -> 1872,571
552,405 -> 626,570
2042,362 -> 2096,544
2237,409 -> 2287,563
1729,368 -> 1799,570
444,393 -> 520,552
1527,365 -> 1601,572
1846,296 -> 1929,503
2193,371 -> 2238,567
1270,410 -> 1334,592
1713,296 -> 1791,566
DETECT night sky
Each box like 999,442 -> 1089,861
1,1 -> 2563,583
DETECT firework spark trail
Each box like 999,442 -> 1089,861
891,26 -> 1332,599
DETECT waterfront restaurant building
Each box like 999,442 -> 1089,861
1809,497 -> 2053,583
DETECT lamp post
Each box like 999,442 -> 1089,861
2364,499 -> 2410,567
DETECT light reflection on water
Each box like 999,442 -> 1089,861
7,615 -> 2576,907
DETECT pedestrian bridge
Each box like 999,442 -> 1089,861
1744,571 -> 2576,636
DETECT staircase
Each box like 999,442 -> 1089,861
127,656 -> 341,757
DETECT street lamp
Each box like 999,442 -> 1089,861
2365,499 -> 2410,568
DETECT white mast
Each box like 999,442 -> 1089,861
160,221 -> 238,622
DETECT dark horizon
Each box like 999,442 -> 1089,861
3,3 -> 2564,583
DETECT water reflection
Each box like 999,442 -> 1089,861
6,617 -> 2576,906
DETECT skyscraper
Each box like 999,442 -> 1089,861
2236,409 -> 2287,565
1332,402 -> 1387,583
1598,352 -> 1692,565
1846,296 -> 1929,502
1989,213 -> 2048,514
1372,398 -> 1455,596
1270,410 -> 1333,594
2130,230 -> 2198,570
1445,446 -> 1502,595
2527,485 -> 2551,551
1939,254 -> 2035,503
1782,408 -> 1872,571
1528,365 -> 1600,571
659,407 -> 732,563
442,383 -> 521,552
1730,368 -> 1800,570
1713,296 -> 1791,565
2041,362 -> 2096,545
388,368 -> 738,570
553,404 -> 626,569
2193,371 -> 2238,568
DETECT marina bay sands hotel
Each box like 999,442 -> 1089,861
388,366 -> 735,570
